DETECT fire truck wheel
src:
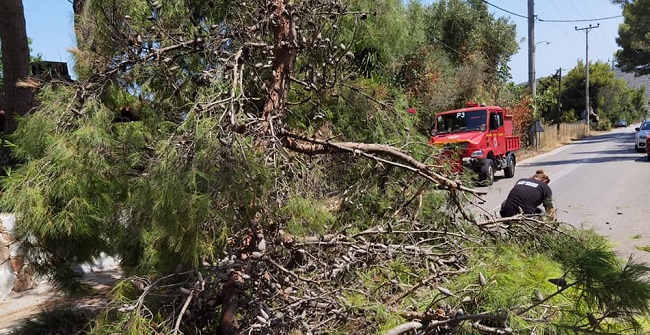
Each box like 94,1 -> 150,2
504,155 -> 516,178
480,159 -> 494,186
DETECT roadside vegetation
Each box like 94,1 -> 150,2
1,0 -> 650,334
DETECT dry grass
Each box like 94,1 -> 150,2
522,122 -> 607,161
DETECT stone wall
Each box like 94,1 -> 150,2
0,214 -> 35,297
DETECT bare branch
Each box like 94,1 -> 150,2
281,132 -> 486,195
384,321 -> 423,335
173,291 -> 194,334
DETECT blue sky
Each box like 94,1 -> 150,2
24,0 -> 76,71
480,0 -> 625,84
23,0 -> 624,84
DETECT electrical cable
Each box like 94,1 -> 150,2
481,0 -> 623,23
481,0 -> 528,19
537,15 -> 622,23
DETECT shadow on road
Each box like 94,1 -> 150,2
519,130 -> 648,167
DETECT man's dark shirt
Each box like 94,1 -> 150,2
500,177 -> 553,217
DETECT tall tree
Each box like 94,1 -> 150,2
536,64 -> 646,126
428,0 -> 519,81
4,1 -> 650,334
2,0 -> 463,332
0,0 -> 34,135
424,0 -> 518,96
344,0 -> 425,78
555,60 -> 647,124
614,0 -> 650,75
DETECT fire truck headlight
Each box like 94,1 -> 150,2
470,150 -> 484,158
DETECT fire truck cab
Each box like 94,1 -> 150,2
429,102 -> 521,185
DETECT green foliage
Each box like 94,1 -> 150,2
11,305 -> 97,335
446,242 -> 568,334
393,45 -> 461,133
2,88 -> 125,292
2,79 -> 276,286
614,0 -> 650,76
471,244 -> 563,309
124,129 -> 273,274
8,0 -> 649,333
80,278 -> 176,335
336,257 -> 431,334
319,229 -> 650,334
536,88 -> 560,123
281,197 -> 336,235
286,78 -> 425,145
426,0 -> 483,64
547,231 -> 650,333
344,0 -> 426,78
417,189 -> 452,226
597,79 -> 647,125
424,0 -> 518,85
537,61 -> 647,127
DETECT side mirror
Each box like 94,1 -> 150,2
635,127 -> 640,132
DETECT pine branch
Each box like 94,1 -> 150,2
281,132 -> 485,195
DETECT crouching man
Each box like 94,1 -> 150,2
499,169 -> 556,220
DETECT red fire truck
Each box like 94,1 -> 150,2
429,102 -> 521,185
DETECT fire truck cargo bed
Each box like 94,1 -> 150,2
506,136 -> 520,152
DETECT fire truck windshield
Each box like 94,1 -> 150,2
434,110 -> 487,134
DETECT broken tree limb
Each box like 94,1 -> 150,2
384,321 -> 423,335
281,132 -> 487,195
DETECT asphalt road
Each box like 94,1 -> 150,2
474,124 -> 650,264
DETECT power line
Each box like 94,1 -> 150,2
537,16 -> 622,23
481,0 -> 622,23
540,0 -> 574,40
578,0 -> 595,18
482,0 -> 528,19
566,0 -> 586,21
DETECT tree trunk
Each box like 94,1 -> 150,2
260,0 -> 296,140
72,0 -> 90,49
72,0 -> 85,15
0,0 -> 34,135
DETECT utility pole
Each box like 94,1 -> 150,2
575,24 -> 599,135
528,0 -> 540,150
556,68 -> 562,132
528,0 -> 535,104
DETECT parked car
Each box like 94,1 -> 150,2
635,121 -> 650,152
647,135 -> 650,161
615,119 -> 628,127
